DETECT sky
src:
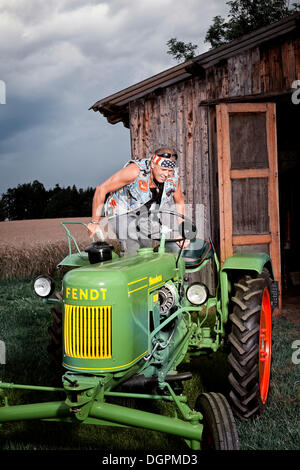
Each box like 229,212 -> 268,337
0,0 -> 228,197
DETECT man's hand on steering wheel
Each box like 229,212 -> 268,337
176,239 -> 190,250
135,209 -> 196,248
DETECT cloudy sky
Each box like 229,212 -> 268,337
0,0 -> 227,197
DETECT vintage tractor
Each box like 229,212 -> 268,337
0,210 -> 277,450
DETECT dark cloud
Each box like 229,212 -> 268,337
0,95 -> 59,148
0,0 -> 227,195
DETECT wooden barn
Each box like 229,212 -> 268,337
90,12 -> 300,314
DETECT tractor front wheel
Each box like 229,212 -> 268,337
195,392 -> 239,450
228,269 -> 273,421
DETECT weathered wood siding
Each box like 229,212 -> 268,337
204,37 -> 300,102
129,78 -> 211,238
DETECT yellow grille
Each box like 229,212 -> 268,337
64,304 -> 112,359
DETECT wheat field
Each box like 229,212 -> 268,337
0,217 -> 115,279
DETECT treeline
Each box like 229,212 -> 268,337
0,180 -> 95,221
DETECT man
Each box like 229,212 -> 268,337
87,147 -> 187,256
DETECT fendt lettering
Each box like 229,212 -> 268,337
65,287 -> 107,301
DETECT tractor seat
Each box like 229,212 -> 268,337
154,238 -> 214,269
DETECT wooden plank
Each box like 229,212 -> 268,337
169,85 -> 178,151
233,234 -> 271,245
227,56 -> 240,97
185,81 -> 194,206
192,78 -> 201,217
260,46 -> 270,93
176,82 -> 186,197
281,39 -> 296,89
266,103 -> 281,315
251,46 -> 261,95
222,103 -> 233,261
268,44 -> 283,92
220,61 -> 229,99
230,169 -> 269,179
216,104 -> 233,264
199,89 -> 292,106
234,244 -> 269,254
144,98 -> 151,157
129,101 -> 139,158
199,100 -> 210,238
216,105 -> 226,264
208,107 -> 219,247
226,102 -> 267,113
213,61 -> 229,100
206,68 -> 216,101
294,37 -> 300,80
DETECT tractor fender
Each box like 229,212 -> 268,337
221,252 -> 274,279
219,252 -> 274,324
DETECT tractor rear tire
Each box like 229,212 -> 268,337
195,392 -> 239,450
228,269 -> 273,421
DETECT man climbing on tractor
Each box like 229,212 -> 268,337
87,146 -> 188,256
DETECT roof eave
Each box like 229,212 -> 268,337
90,12 -> 300,125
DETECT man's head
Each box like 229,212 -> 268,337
150,147 -> 178,183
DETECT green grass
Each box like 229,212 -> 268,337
0,277 -> 299,451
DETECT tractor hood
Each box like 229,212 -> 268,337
62,248 -> 185,374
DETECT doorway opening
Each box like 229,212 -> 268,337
277,98 -> 300,322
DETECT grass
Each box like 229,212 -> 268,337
0,277 -> 299,452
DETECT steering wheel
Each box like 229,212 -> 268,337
134,208 -> 197,242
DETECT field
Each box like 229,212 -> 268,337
0,218 -> 299,453
0,218 -> 118,280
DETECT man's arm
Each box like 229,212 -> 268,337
173,181 -> 191,248
173,181 -> 185,216
87,163 -> 140,237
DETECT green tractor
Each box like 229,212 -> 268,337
0,211 -> 277,450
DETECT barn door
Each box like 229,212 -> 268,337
216,102 -> 281,313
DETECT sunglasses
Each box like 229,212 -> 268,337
156,152 -> 178,160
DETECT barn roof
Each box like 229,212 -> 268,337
90,11 -> 300,126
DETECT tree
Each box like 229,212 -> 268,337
166,0 -> 300,62
0,181 -> 95,220
205,0 -> 300,48
166,38 -> 198,63
0,181 -> 47,220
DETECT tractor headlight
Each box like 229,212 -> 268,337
186,282 -> 209,306
33,275 -> 55,298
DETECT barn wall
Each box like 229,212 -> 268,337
129,77 -> 211,239
205,36 -> 300,102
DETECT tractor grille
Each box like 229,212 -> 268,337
64,304 -> 112,359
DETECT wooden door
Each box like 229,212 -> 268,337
216,102 -> 281,314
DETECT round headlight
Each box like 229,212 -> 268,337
34,275 -> 55,298
186,282 -> 209,306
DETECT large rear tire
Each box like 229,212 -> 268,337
195,392 -> 239,450
228,269 -> 273,421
